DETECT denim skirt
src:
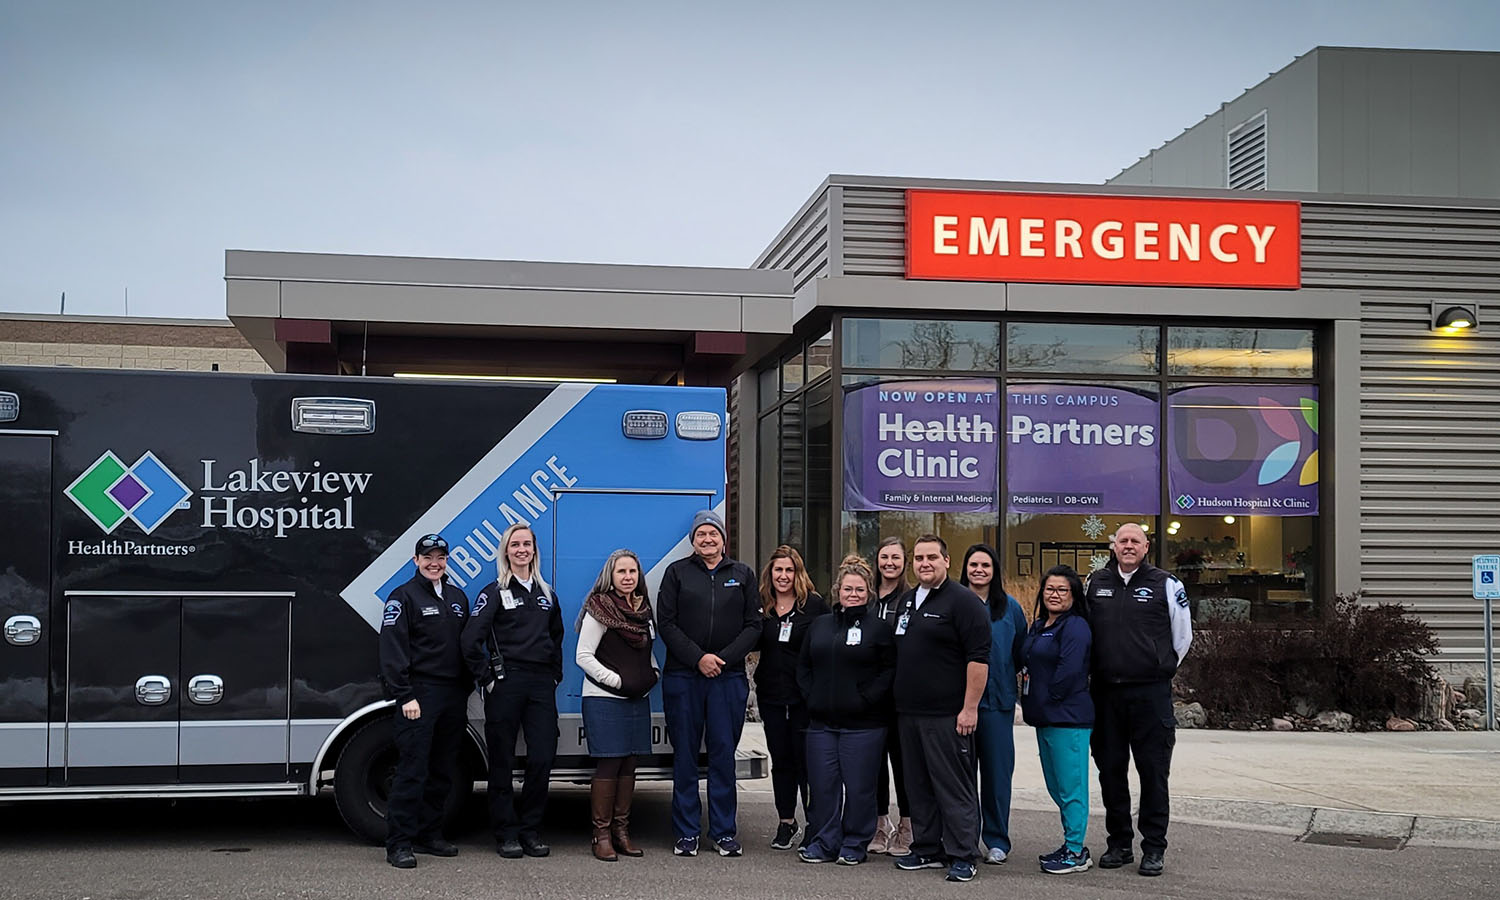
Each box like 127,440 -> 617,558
581,695 -> 652,758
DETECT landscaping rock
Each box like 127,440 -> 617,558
1436,717 -> 1457,731
1464,676 -> 1488,708
1412,674 -> 1451,723
1174,702 -> 1207,729
1314,710 -> 1353,732
1457,708 -> 1484,730
1290,696 -> 1319,719
1385,716 -> 1416,732
1270,717 -> 1294,731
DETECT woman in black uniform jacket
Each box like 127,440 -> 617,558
754,545 -> 829,850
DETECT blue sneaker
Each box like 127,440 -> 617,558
1042,847 -> 1092,874
894,852 -> 946,870
1038,844 -> 1068,863
715,836 -> 743,857
798,847 -> 832,863
673,836 -> 698,857
945,859 -> 977,882
837,851 -> 865,866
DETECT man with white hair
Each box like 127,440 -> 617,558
1084,523 -> 1191,878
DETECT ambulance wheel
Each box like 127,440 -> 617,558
333,715 -> 470,845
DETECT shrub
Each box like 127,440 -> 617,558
1173,592 -> 1439,728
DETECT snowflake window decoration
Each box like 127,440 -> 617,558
1081,514 -> 1107,540
1089,552 -> 1110,571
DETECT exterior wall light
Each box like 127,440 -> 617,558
1431,303 -> 1479,331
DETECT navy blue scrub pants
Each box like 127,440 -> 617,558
662,668 -> 749,841
483,666 -> 558,843
804,724 -> 886,861
386,679 -> 467,851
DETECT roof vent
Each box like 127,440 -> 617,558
1227,110 -> 1268,191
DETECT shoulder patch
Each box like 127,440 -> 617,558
382,599 -> 402,626
1175,587 -> 1189,608
473,592 -> 488,613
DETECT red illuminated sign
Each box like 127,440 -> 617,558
906,190 -> 1301,288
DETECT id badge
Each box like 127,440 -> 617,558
778,620 -> 793,643
500,589 -> 519,610
895,612 -> 910,635
845,625 -> 862,646
1021,669 -> 1030,697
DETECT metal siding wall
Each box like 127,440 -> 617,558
756,190 -> 832,292
1303,201 -> 1500,666
817,184 -> 1500,665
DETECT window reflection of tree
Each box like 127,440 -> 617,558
888,322 -> 999,370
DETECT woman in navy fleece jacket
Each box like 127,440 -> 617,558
1020,564 -> 1094,874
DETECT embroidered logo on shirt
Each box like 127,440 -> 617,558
451,602 -> 464,616
1175,587 -> 1189,608
1134,587 -> 1153,602
724,578 -> 740,587
536,593 -> 553,610
382,600 -> 402,626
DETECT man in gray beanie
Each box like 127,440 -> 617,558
657,508 -> 761,858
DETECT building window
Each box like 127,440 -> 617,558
1167,327 -> 1314,378
842,317 -> 999,371
1164,514 -> 1316,622
1007,323 -> 1159,375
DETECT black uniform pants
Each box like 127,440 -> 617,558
760,701 -> 811,821
483,667 -> 559,842
899,714 -> 980,863
1091,680 -> 1176,854
387,680 -> 467,850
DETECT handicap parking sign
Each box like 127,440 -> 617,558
1475,555 -> 1500,600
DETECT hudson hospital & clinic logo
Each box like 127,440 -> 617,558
66,451 -> 192,535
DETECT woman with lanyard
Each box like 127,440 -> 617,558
461,522 -> 564,860
1020,565 -> 1094,875
754,545 -> 828,851
575,549 -> 659,862
868,536 -> 913,857
960,543 -> 1029,867
795,555 -> 897,865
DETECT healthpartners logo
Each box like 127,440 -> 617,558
66,451 -> 192,535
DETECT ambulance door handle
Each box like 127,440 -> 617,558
4,615 -> 41,646
135,675 -> 173,706
187,675 -> 224,705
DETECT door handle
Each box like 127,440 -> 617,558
4,615 -> 41,646
135,675 -> 172,705
187,674 -> 224,705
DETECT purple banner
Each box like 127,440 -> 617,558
1006,384 -> 1161,515
842,379 -> 999,512
1168,385 -> 1319,516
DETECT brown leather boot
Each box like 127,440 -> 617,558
611,774 -> 644,857
591,777 -> 618,862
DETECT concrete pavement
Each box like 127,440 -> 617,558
738,720 -> 1500,849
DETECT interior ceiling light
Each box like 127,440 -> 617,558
393,373 -> 617,384
1431,303 -> 1479,331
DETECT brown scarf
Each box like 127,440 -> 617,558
583,590 -> 653,649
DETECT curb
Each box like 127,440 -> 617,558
1012,790 -> 1500,850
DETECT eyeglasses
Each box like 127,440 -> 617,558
1043,586 -> 1072,596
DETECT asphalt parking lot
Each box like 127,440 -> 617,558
2,783 -> 1497,900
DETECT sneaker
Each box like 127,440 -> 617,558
837,851 -> 865,866
868,816 -> 893,855
983,847 -> 1007,865
894,852 -> 946,870
1042,847 -> 1092,875
673,836 -> 699,857
1138,851 -> 1164,877
887,819 -> 914,857
945,859 -> 977,882
770,822 -> 800,851
1038,844 -> 1068,864
1098,846 -> 1133,869
798,848 -> 832,863
715,836 -> 743,858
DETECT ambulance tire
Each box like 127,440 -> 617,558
333,715 -> 470,845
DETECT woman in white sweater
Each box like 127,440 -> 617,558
575,549 -> 659,861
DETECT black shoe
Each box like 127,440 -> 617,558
413,838 -> 458,857
1139,852 -> 1164,877
520,834 -> 551,858
497,838 -> 524,859
1098,846 -> 1134,869
386,847 -> 416,869
770,822 -> 800,851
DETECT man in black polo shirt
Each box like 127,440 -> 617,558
1086,523 -> 1192,877
891,534 -> 991,884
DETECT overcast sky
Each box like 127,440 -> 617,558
3,0 -> 1498,319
